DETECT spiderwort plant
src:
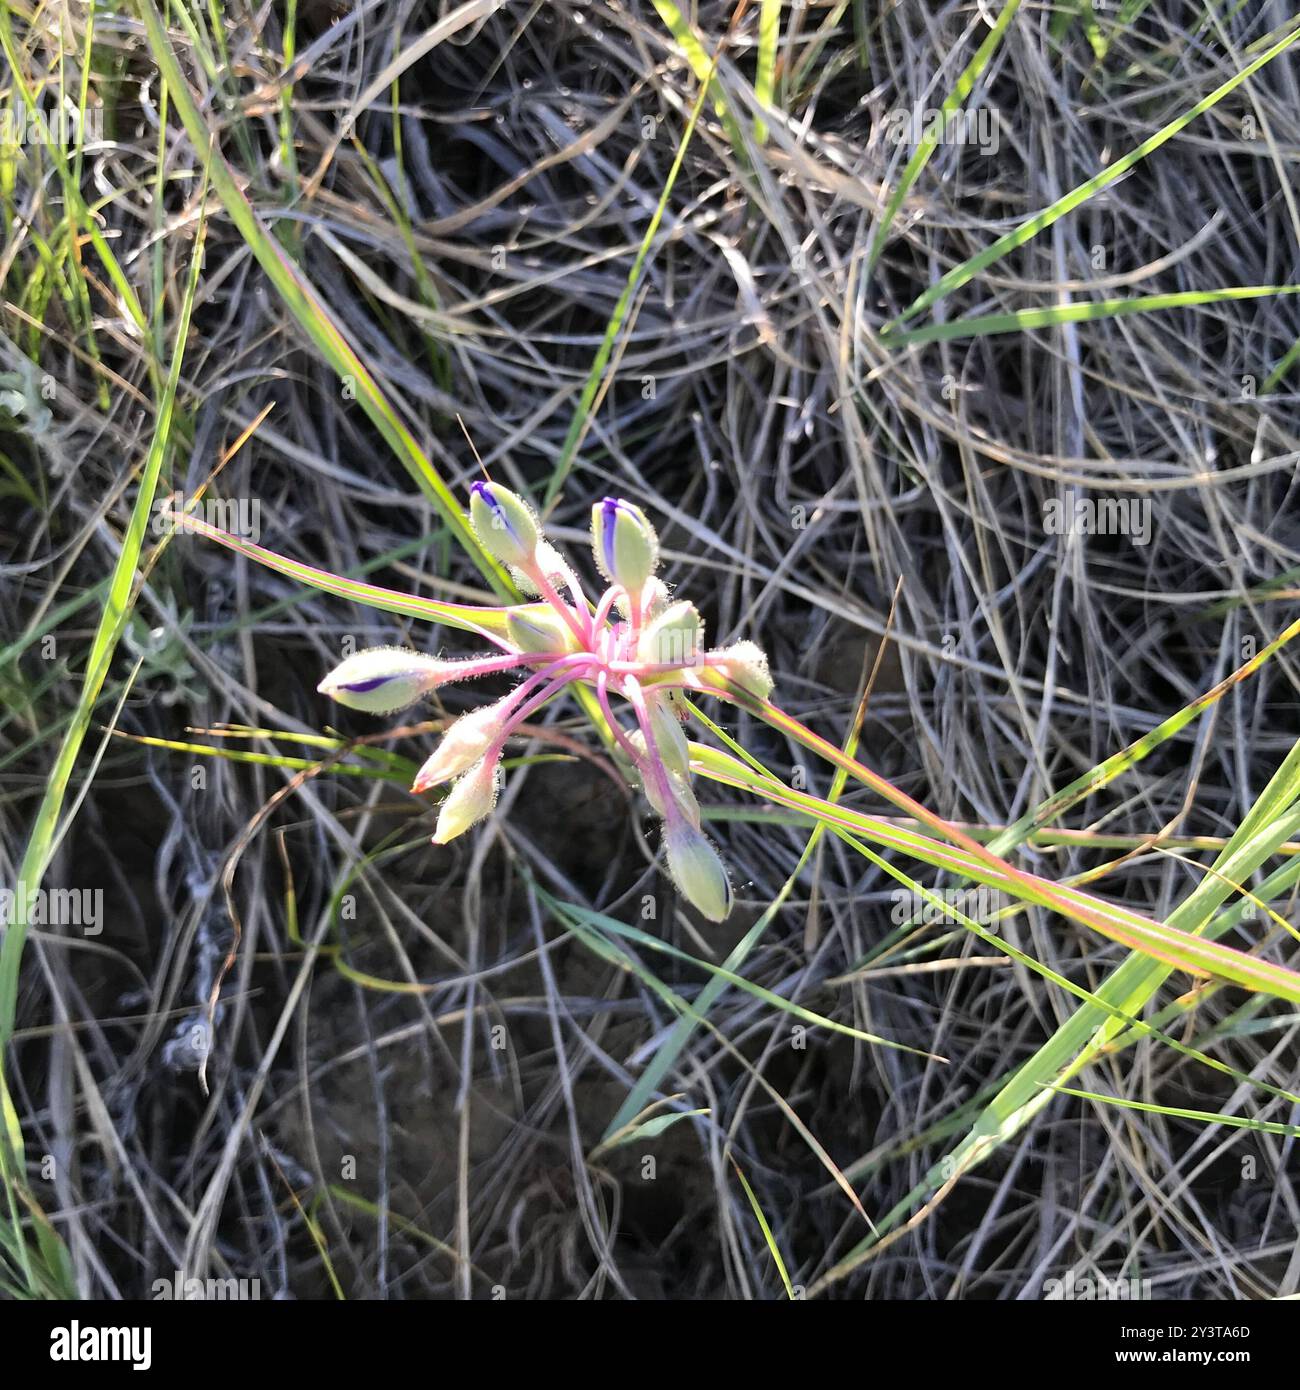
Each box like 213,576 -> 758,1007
316,483 -> 772,921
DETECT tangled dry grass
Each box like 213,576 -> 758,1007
3,0 -> 1300,1299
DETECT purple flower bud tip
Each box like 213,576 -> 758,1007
471,480 -> 502,521
469,481 -> 539,567
591,496 -> 658,591
596,499 -> 618,569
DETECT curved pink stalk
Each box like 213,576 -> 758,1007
522,559 -> 593,647
591,585 -> 622,638
454,650 -> 579,680
490,667 -> 589,751
562,570 -> 592,619
498,652 -> 598,720
621,675 -> 686,829
593,667 -> 653,779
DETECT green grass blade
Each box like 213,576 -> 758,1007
650,1 -> 733,129
693,745 -> 1300,1109
691,741 -> 1300,1002
594,1106 -> 710,1154
135,0 -> 515,597
0,187 -> 207,1046
887,17 -> 1300,328
753,0 -> 782,144
705,684 -> 1300,990
550,895 -> 936,1057
0,156 -> 208,1301
542,60 -> 712,507
1047,1086 -> 1300,1139
601,686 -> 873,1140
812,733 -> 1300,1292
985,614 -> 1300,857
543,889 -> 869,1217
868,0 -> 1023,272
883,285 -> 1300,347
732,1158 -> 795,1299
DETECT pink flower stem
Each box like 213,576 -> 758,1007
594,668 -> 655,779
499,653 -> 597,720
457,650 -> 577,679
562,570 -> 592,617
591,585 -> 622,637
522,562 -> 592,647
492,666 -> 588,749
621,675 -> 685,831
608,657 -> 706,677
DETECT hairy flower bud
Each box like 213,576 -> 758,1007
470,481 -> 540,568
704,641 -> 774,700
592,497 -> 658,593
646,767 -> 701,828
506,605 -> 582,655
432,757 -> 501,844
664,823 -> 733,921
412,698 -> 510,792
317,647 -> 458,715
645,695 -> 691,778
509,540 -> 579,599
625,728 -> 699,826
638,600 -> 704,671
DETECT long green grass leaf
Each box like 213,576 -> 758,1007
888,18 -> 1300,328
135,0 -> 514,596
0,186 -> 207,1045
884,285 -> 1300,347
868,0 -> 1023,271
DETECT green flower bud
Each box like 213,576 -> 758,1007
645,695 -> 691,778
626,728 -> 699,826
317,647 -> 457,715
592,497 -> 659,593
470,481 -> 539,568
505,605 -> 582,655
638,600 -> 704,670
665,823 -> 733,921
646,768 -> 701,828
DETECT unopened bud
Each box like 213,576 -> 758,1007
317,647 -> 457,714
645,696 -> 691,778
592,497 -> 659,593
626,729 -> 699,826
646,767 -> 701,828
705,641 -> 774,700
506,605 -> 582,655
664,823 -> 733,921
638,600 -> 704,670
413,698 -> 510,791
470,482 -> 539,568
432,757 -> 501,843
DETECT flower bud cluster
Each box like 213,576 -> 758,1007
317,485 -> 773,920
